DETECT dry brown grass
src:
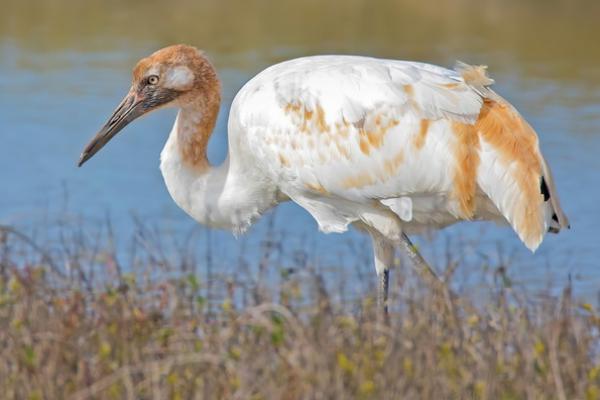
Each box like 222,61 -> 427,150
0,222 -> 598,400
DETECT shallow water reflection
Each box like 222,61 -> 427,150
1,0 -> 599,296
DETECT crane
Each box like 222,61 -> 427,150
78,44 -> 569,314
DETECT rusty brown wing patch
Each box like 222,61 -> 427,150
413,119 -> 430,150
451,121 -> 481,218
475,99 -> 544,243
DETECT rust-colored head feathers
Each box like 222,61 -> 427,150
132,44 -> 220,105
79,44 -> 221,168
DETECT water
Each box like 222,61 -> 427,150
1,0 -> 599,295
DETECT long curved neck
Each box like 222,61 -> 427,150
159,91 -> 277,233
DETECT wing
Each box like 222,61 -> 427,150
232,56 -> 568,251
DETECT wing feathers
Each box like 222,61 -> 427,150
540,156 -> 570,231
235,56 -> 568,251
474,98 -> 564,251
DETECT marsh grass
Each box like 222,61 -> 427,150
0,220 -> 599,400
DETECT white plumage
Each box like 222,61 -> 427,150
79,45 -> 569,312
230,56 -> 566,248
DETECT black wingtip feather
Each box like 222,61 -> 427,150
540,176 -> 551,202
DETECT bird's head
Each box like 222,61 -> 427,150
78,44 -> 218,167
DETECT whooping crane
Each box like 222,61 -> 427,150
79,45 -> 569,314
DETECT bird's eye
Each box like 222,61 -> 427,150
147,75 -> 159,85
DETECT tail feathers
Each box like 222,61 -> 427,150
473,97 -> 569,252
458,67 -> 570,251
477,153 -> 569,252
540,157 -> 570,233
477,153 -> 545,252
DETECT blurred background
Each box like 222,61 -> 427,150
1,0 -> 599,296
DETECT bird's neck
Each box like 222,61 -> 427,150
160,95 -> 276,233
174,91 -> 220,170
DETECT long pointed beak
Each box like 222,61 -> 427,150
78,91 -> 144,167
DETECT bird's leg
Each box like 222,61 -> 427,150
398,232 -> 460,328
378,268 -> 390,316
397,232 -> 441,283
370,233 -> 394,319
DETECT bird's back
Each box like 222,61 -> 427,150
228,55 -> 569,251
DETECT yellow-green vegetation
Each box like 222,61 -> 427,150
0,224 -> 598,400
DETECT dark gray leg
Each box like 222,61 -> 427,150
398,232 -> 440,283
369,231 -> 394,319
398,233 -> 459,325
378,268 -> 390,316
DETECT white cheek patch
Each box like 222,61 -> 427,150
164,66 -> 194,90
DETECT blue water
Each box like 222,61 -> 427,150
1,40 -> 599,297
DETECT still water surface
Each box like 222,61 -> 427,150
1,0 -> 599,294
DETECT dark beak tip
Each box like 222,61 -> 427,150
77,153 -> 89,167
79,91 -> 142,169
